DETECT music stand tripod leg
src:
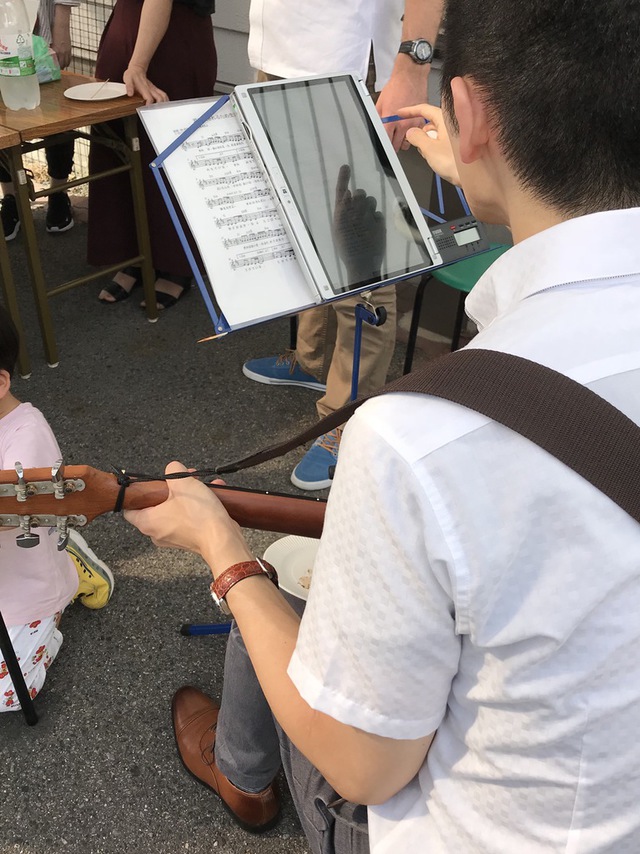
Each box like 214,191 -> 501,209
352,299 -> 387,401
0,609 -> 38,725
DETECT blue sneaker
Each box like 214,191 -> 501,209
290,428 -> 342,490
243,351 -> 326,392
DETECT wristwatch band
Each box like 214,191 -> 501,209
210,558 -> 278,615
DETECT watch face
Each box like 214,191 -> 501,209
415,40 -> 432,61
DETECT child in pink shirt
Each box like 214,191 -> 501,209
0,306 -> 113,711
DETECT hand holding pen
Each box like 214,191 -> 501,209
394,104 -> 462,187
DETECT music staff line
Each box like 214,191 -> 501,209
230,248 -> 295,270
190,151 -> 254,169
182,132 -> 244,149
196,170 -> 261,189
214,209 -> 280,227
223,228 -> 286,248
205,188 -> 272,206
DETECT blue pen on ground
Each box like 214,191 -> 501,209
180,622 -> 232,636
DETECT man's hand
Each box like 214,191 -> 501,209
123,64 -> 169,104
124,461 -> 253,575
51,5 -> 72,69
376,57 -> 429,152
400,104 -> 461,186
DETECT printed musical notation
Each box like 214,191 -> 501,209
139,98 -> 315,329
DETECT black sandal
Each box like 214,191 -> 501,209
98,266 -> 142,303
141,272 -> 192,311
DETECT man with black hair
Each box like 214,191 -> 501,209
128,0 -> 640,850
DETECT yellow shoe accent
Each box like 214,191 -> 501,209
67,530 -> 114,610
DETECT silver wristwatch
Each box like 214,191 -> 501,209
398,38 -> 434,65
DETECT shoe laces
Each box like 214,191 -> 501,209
275,349 -> 298,375
314,427 -> 342,458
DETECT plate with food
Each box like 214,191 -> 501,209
263,535 -> 320,601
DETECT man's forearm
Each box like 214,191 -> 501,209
378,0 -> 445,148
402,0 -> 444,44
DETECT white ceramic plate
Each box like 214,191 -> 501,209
63,82 -> 127,101
263,535 -> 320,601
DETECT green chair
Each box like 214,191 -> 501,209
403,244 -> 511,374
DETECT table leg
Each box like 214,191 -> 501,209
0,609 -> 38,725
122,115 -> 157,323
8,145 -> 59,367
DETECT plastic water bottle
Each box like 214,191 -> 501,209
0,0 -> 39,110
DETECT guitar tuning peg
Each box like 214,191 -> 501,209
56,517 -> 69,551
51,458 -> 66,500
16,516 -> 39,549
14,461 -> 27,502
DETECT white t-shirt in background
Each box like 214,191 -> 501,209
248,0 -> 404,91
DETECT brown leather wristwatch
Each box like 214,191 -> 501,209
210,558 -> 279,615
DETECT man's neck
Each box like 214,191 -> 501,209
494,167 -> 569,244
508,199 -> 567,245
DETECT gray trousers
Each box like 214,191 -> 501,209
215,595 -> 370,854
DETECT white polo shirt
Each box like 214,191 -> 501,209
289,208 -> 640,852
248,0 -> 404,90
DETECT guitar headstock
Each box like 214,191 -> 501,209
0,462 -> 122,549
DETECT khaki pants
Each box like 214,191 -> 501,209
256,69 -> 398,418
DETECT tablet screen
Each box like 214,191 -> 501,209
246,75 -> 433,295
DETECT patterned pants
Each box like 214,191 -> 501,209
0,614 -> 62,711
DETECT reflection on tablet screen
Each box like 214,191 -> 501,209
248,75 -> 433,295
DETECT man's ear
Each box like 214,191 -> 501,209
0,369 -> 11,399
450,76 -> 491,165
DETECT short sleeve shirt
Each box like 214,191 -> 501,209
248,0 -> 404,90
289,208 -> 640,852
0,403 -> 78,625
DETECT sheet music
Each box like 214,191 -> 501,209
139,98 -> 316,328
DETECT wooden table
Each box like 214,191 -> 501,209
0,71 -> 158,370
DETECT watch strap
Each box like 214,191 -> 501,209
210,558 -> 278,613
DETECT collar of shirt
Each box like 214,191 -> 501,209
466,207 -> 640,331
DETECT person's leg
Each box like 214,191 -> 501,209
0,163 -> 19,241
215,590 -> 305,787
316,286 -> 397,418
277,725 -> 370,854
214,619 -> 282,791
0,614 -> 63,711
290,286 -> 397,490
295,303 -> 338,386
45,141 -> 75,233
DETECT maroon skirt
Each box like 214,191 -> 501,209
87,0 -> 217,277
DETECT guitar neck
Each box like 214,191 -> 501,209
121,479 -> 326,539
0,466 -> 327,540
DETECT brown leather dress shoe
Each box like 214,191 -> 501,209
171,685 -> 280,833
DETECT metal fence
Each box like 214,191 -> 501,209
28,0 -> 113,186
69,0 -> 114,76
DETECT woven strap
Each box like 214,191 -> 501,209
217,348 -> 640,524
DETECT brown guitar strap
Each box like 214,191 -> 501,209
217,348 -> 640,524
